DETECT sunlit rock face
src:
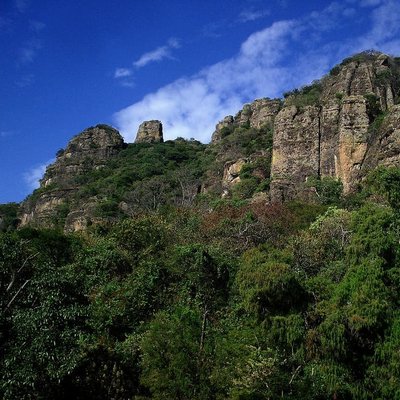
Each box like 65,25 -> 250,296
135,120 -> 164,143
270,52 -> 400,201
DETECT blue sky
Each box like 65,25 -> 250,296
1,0 -> 400,203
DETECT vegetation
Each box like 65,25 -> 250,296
283,81 -> 323,108
3,50 -> 400,399
1,165 -> 399,399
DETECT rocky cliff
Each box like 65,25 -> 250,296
211,98 -> 281,143
20,124 -> 125,228
135,120 -> 163,143
269,51 -> 400,201
17,51 -> 400,231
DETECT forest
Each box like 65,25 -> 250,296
1,155 -> 399,399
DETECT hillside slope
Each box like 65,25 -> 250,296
14,50 -> 400,232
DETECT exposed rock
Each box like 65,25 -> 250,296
270,51 -> 400,202
221,158 -> 247,197
211,116 -> 234,143
20,125 -> 125,228
42,125 -> 124,188
363,104 -> 400,170
337,96 -> 370,193
211,98 -> 281,144
270,105 -> 321,202
135,120 -> 163,143
235,98 -> 282,129
17,51 -> 400,231
223,159 -> 247,186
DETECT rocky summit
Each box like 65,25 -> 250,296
135,120 -> 164,143
269,52 -> 400,201
15,51 -> 400,232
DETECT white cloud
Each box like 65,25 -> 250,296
114,1 -> 400,144
114,68 -> 132,78
114,39 -> 181,87
115,21 -> 296,143
133,38 -> 181,68
239,8 -> 270,23
23,159 -> 54,191
350,0 -> 400,53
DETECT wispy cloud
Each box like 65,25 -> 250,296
15,74 -> 34,87
360,0 -> 383,7
23,159 -> 54,191
114,68 -> 132,78
114,38 -> 180,87
238,8 -> 270,23
29,20 -> 46,32
133,38 -> 181,68
114,0 -> 400,144
0,131 -> 12,138
15,0 -> 29,13
18,38 -> 41,64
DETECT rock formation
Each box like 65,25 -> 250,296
211,98 -> 281,143
15,51 -> 400,231
270,51 -> 400,201
20,124 -> 125,228
221,158 -> 247,197
135,120 -> 164,143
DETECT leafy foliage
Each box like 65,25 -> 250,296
1,150 -> 400,400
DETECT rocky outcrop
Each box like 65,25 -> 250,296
270,105 -> 321,201
235,98 -> 282,129
270,51 -> 400,202
20,125 -> 125,228
42,125 -> 124,188
135,120 -> 163,143
16,51 -> 400,232
211,116 -> 235,143
363,104 -> 400,170
222,158 -> 247,197
211,98 -> 281,143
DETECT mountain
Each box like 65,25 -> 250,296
14,50 -> 400,232
2,50 -> 400,400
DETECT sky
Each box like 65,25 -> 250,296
1,0 -> 400,203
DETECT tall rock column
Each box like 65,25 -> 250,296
337,96 -> 370,193
270,105 -> 321,202
135,120 -> 163,143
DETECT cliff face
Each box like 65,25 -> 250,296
16,51 -> 400,232
20,125 -> 125,228
270,51 -> 400,201
135,120 -> 163,143
211,98 -> 282,143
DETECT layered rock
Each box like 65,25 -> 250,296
20,125 -> 125,228
270,51 -> 400,201
135,120 -> 163,143
42,125 -> 124,188
363,104 -> 400,169
211,98 -> 281,143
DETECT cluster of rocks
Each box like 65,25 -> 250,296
18,51 -> 400,231
20,121 -> 164,229
270,53 -> 400,201
212,52 -> 400,201
211,98 -> 282,143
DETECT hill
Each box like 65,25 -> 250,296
0,50 -> 400,399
